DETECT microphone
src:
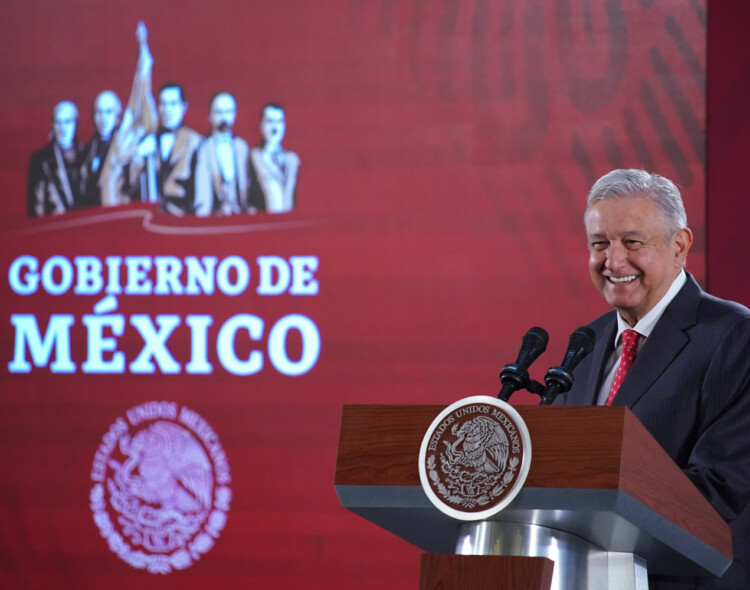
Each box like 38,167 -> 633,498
539,326 -> 596,405
498,327 -> 549,401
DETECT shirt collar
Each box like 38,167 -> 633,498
613,269 -> 687,345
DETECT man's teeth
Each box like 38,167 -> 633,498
609,275 -> 638,284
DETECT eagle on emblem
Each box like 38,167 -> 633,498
446,416 -> 510,474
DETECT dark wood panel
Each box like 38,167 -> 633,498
419,555 -> 554,590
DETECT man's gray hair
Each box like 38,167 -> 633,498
94,90 -> 122,115
584,169 -> 688,239
52,100 -> 78,121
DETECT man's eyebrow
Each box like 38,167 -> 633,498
586,230 -> 650,242
621,230 -> 648,238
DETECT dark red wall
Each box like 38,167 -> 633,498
707,1 -> 750,305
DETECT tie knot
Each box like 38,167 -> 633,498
622,329 -> 640,352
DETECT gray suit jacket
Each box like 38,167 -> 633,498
561,273 -> 750,590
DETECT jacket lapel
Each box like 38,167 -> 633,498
168,128 -> 189,165
582,318 -> 617,405
611,274 -> 700,408
566,315 -> 617,405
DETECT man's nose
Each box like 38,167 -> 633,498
605,243 -> 628,269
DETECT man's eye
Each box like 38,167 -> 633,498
590,241 -> 607,250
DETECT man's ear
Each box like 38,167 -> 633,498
673,227 -> 693,267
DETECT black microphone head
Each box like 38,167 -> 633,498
560,325 -> 596,371
540,326 -> 596,404
516,326 -> 549,367
499,327 -> 549,400
568,325 -> 595,351
522,326 -> 549,353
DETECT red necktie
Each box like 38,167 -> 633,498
605,329 -> 640,406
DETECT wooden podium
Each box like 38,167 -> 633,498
335,405 -> 732,590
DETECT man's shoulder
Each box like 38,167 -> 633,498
29,142 -> 54,164
586,309 -> 617,333
285,150 -> 300,165
233,136 -> 250,151
675,274 -> 750,324
176,126 -> 203,145
27,143 -> 59,182
195,134 -> 216,155
696,289 -> 750,325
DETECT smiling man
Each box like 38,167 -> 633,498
561,169 -> 750,590
585,182 -> 692,327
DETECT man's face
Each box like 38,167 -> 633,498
159,87 -> 187,131
585,195 -> 692,326
93,92 -> 120,139
260,106 -> 286,148
209,93 -> 236,133
53,103 -> 77,149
